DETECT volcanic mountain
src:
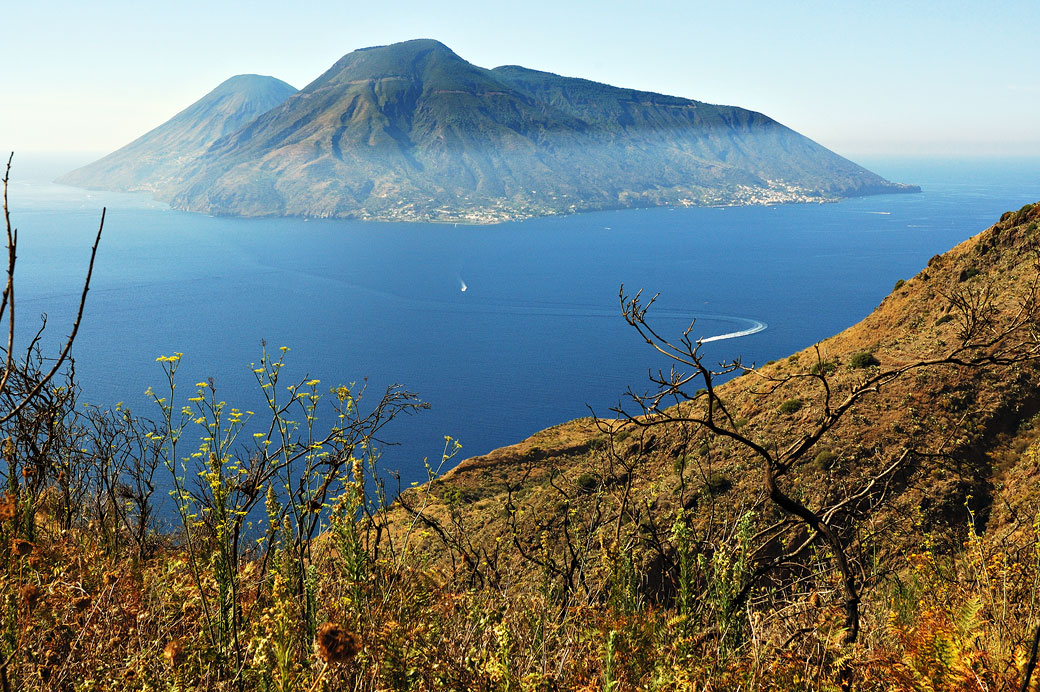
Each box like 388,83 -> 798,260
63,39 -> 917,222
58,74 -> 297,194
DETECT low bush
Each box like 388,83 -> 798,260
810,359 -> 838,376
575,472 -> 599,494
850,350 -> 880,368
959,267 -> 981,282
814,449 -> 839,470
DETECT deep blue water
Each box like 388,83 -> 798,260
6,154 -> 1040,491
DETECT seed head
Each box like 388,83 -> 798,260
0,495 -> 16,522
316,622 -> 359,664
163,638 -> 186,668
19,584 -> 43,611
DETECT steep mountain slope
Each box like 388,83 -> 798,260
57,74 -> 297,194
64,40 -> 917,222
491,64 -> 901,198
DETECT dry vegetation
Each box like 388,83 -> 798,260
4,153 -> 1040,690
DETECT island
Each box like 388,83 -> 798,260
60,39 -> 918,223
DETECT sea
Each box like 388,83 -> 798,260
6,154 -> 1040,495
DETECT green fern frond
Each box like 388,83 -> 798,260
954,594 -> 984,639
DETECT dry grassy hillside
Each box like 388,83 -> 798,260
396,202 -> 1040,553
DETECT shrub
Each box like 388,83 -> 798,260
575,472 -> 599,494
779,399 -> 803,414
849,351 -> 880,369
443,487 -> 474,507
935,314 -> 955,326
702,473 -> 732,497
810,360 -> 837,376
814,450 -> 839,470
893,278 -> 906,291
958,267 -> 980,282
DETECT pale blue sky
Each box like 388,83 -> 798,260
3,0 -> 1038,157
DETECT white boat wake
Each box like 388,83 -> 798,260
699,318 -> 768,343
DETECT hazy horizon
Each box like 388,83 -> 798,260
3,1 -> 1039,159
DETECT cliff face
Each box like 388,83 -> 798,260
387,203 -> 1040,592
61,40 -> 917,223
57,74 -> 297,195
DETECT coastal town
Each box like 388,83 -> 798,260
348,180 -> 837,224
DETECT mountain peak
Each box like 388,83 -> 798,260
56,74 -> 296,193
355,38 -> 456,55
210,74 -> 296,94
308,38 -> 471,90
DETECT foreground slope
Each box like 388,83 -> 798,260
65,39 -> 916,223
57,74 -> 297,194
6,201 -> 1040,691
